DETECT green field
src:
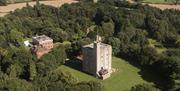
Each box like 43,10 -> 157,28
142,0 -> 175,4
59,57 -> 151,91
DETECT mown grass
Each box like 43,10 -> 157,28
59,57 -> 150,91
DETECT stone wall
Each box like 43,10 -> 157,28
82,47 -> 97,76
82,42 -> 112,78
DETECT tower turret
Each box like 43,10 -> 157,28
93,0 -> 98,3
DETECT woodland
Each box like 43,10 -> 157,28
0,0 -> 179,91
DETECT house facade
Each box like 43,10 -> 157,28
31,35 -> 53,59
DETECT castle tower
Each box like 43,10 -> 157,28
82,35 -> 112,80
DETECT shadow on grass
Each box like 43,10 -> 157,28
118,55 -> 166,90
138,68 -> 167,90
64,58 -> 82,71
64,58 -> 96,78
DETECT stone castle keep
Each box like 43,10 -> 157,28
82,36 -> 112,80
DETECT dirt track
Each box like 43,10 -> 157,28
0,0 -> 78,17
128,0 -> 180,10
147,4 -> 180,10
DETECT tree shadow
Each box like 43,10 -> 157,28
138,68 -> 167,90
64,58 -> 82,71
64,58 -> 96,78
118,55 -> 142,69
118,55 -> 166,90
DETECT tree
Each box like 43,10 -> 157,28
66,81 -> 106,91
173,0 -> 180,4
101,21 -> 114,37
0,1 -> 179,90
33,69 -> 77,91
153,56 -> 180,89
28,61 -> 36,81
0,0 -> 7,6
138,46 -> 159,65
8,29 -> 24,46
0,47 -> 8,61
0,35 -> 8,48
50,28 -> 68,42
0,79 -> 33,91
6,63 -> 22,78
38,45 -> 67,75
106,37 -> 120,55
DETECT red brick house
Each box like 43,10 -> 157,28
31,35 -> 53,59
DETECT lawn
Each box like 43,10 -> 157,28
58,57 -> 151,91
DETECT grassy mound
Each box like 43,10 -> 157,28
58,57 -> 151,91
